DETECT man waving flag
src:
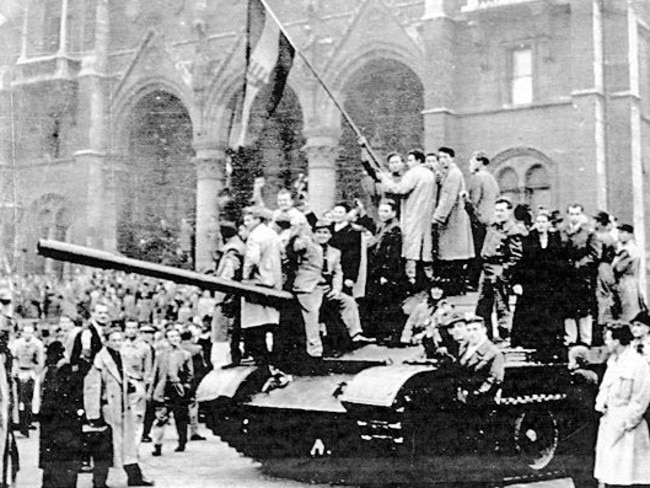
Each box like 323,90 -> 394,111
235,0 -> 296,148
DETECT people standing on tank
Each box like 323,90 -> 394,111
613,224 -> 646,322
475,197 -> 525,342
363,199 -> 405,343
594,322 -> 650,487
510,210 -> 564,361
213,222 -> 246,369
328,202 -> 364,298
466,151 -> 500,290
432,147 -> 475,296
377,149 -> 437,286
240,206 -> 284,368
559,203 -> 600,347
593,211 -> 618,341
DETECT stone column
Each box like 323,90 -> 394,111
302,128 -> 340,215
194,147 -> 225,271
421,3 -> 459,150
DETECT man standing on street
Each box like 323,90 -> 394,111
150,328 -> 193,457
84,328 -> 154,487
121,320 -> 153,448
10,322 -> 44,437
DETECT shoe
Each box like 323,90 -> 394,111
127,478 -> 155,486
351,333 -> 375,344
80,461 -> 93,473
141,435 -> 152,443
221,361 -> 240,370
174,444 -> 186,452
152,445 -> 162,457
261,373 -> 293,393
190,434 -> 206,441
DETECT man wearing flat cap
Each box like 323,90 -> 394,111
613,224 -> 645,321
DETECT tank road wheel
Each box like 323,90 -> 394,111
513,409 -> 559,471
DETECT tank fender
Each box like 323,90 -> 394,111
196,366 -> 261,403
340,364 -> 437,408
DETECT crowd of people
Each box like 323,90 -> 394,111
0,145 -> 646,487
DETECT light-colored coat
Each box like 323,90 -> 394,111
241,222 -> 283,329
84,347 -> 138,468
468,168 -> 500,226
613,240 -> 644,321
434,163 -> 475,261
594,347 -> 650,485
381,164 -> 436,261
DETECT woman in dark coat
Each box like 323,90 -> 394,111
40,341 -> 85,488
511,211 -> 564,360
365,199 -> 406,342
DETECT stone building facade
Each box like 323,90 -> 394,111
1,0 -> 650,276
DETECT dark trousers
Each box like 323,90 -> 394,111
17,375 -> 34,434
42,466 -> 78,488
475,266 -> 511,339
142,399 -> 156,438
468,222 -> 487,288
152,386 -> 190,447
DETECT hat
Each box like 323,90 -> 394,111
139,325 -> 156,333
313,220 -> 332,231
632,311 -> 650,327
593,211 -> 610,226
465,314 -> 485,326
618,223 -> 634,234
442,312 -> 466,328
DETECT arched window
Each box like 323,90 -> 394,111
493,148 -> 555,211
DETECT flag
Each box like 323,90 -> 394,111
234,0 -> 296,148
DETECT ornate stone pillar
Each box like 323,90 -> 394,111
302,128 -> 340,215
195,147 -> 225,271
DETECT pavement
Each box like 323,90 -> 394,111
15,425 -> 336,488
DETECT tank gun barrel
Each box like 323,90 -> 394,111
36,239 -> 292,302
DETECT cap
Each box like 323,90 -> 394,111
465,314 -> 485,326
617,223 -> 634,234
313,220 -> 332,231
593,211 -> 610,226
442,312 -> 466,328
139,325 -> 156,333
632,311 -> 650,327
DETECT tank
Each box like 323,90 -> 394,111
37,239 -> 598,486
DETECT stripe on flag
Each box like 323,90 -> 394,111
235,0 -> 295,148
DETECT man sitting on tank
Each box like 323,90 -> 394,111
311,220 -> 373,351
429,312 -> 469,362
455,316 -> 505,404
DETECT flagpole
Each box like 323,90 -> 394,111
257,0 -> 384,180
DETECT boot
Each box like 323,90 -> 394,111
124,463 -> 155,486
93,461 -> 110,488
174,442 -> 186,452
152,444 -> 162,457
